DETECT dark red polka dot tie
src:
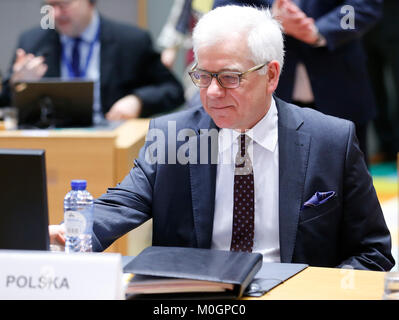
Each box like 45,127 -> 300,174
230,134 -> 254,253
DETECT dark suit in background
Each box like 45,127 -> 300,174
364,0 -> 399,161
213,0 -> 383,161
1,16 -> 185,118
91,98 -> 394,271
0,70 -> 6,107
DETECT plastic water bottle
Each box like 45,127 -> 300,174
64,180 -> 94,253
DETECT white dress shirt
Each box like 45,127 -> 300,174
211,98 -> 280,263
60,11 -> 103,124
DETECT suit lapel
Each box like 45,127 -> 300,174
41,30 -> 61,77
276,98 -> 311,263
189,113 -> 218,248
99,17 -> 117,110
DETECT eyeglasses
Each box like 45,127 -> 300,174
188,62 -> 268,89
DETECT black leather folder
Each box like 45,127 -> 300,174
123,246 -> 263,298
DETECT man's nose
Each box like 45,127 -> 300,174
206,77 -> 226,98
53,5 -> 64,20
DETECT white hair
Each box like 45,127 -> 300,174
192,5 -> 285,74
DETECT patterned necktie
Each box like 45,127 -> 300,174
71,37 -> 82,78
230,134 -> 255,252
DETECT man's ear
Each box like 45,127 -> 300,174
266,60 -> 280,95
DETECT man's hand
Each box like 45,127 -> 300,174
49,225 -> 66,246
105,94 -> 143,121
11,49 -> 48,84
272,0 -> 319,45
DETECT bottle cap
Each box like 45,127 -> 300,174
71,179 -> 87,190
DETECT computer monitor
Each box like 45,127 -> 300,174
11,78 -> 94,128
0,149 -> 50,250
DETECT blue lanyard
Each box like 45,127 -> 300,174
62,24 -> 100,78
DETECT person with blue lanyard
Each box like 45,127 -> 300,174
59,5 -> 102,123
3,0 -> 184,124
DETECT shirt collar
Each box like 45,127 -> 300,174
218,97 -> 278,153
61,10 -> 100,44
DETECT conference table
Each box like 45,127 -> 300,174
251,266 -> 387,300
0,120 -> 394,301
0,119 -> 151,256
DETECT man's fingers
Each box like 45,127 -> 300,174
25,56 -> 45,71
106,95 -> 142,121
12,55 -> 47,82
285,2 -> 301,14
56,233 -> 66,245
287,10 -> 307,21
14,49 -> 27,64
38,64 -> 48,78
13,53 -> 32,73
105,109 -> 120,121
48,225 -> 66,245
274,0 -> 286,9
106,110 -> 126,121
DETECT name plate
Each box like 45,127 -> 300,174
0,250 -> 124,300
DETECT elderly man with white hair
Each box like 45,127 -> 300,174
50,5 -> 394,271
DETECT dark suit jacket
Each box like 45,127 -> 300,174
92,97 -> 394,271
213,0 -> 382,125
2,16 -> 184,117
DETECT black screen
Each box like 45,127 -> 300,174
12,79 -> 94,128
0,149 -> 50,250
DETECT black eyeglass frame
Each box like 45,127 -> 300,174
188,62 -> 269,89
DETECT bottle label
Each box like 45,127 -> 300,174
64,210 -> 87,236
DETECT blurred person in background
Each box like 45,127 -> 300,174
1,0 -> 184,123
214,0 -> 384,164
364,0 -> 399,163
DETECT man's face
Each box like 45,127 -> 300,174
197,34 -> 273,131
46,0 -> 94,37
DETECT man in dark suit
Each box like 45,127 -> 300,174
213,0 -> 383,163
364,0 -> 399,162
50,5 -> 394,271
2,0 -> 184,121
